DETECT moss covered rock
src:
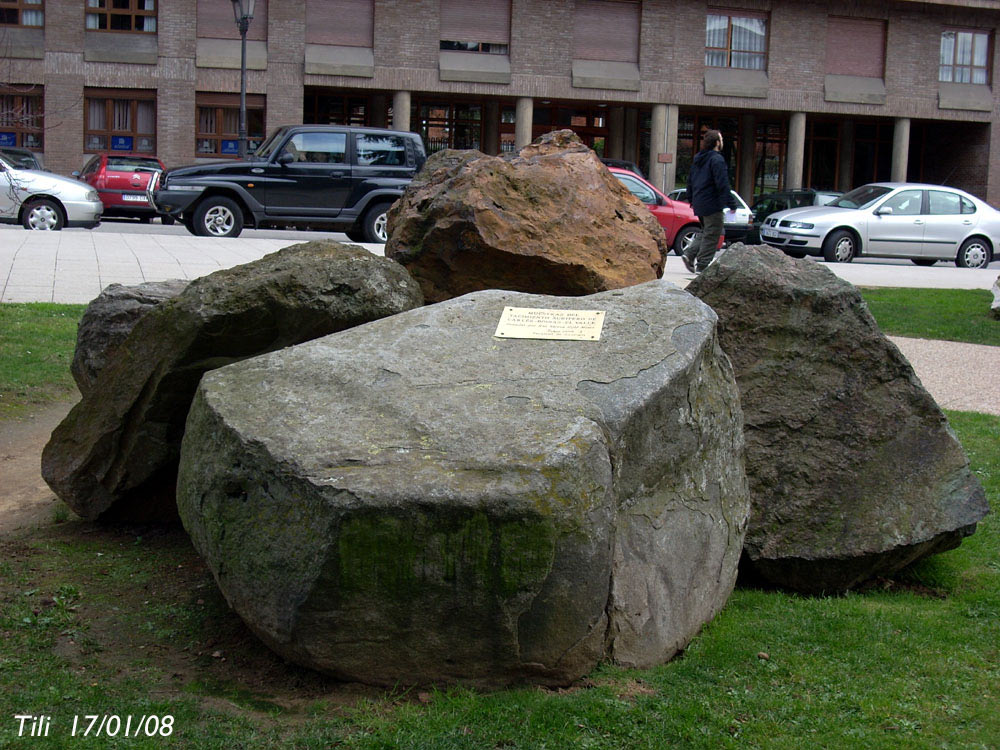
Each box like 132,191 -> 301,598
72,279 -> 189,396
177,280 -> 748,688
688,245 -> 989,593
42,241 -> 423,522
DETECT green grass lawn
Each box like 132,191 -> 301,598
860,288 -> 999,347
0,293 -> 996,747
0,303 -> 85,420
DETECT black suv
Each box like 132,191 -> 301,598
149,125 -> 426,240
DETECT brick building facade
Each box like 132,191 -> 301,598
2,0 -> 998,205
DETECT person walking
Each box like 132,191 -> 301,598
683,129 -> 737,273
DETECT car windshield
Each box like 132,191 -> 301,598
253,129 -> 287,160
107,157 -> 161,171
828,185 -> 892,209
0,150 -> 40,169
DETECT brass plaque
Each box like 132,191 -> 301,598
494,307 -> 606,341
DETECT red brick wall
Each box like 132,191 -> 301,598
3,0 -> 997,199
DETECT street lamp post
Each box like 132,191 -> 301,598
231,0 -> 256,159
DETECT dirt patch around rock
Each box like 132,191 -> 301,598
0,398 -> 77,533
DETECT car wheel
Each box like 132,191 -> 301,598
672,225 -> 701,256
345,228 -> 366,243
955,237 -> 991,269
160,215 -> 175,226
192,196 -> 244,238
822,229 -> 856,263
911,258 -> 937,267
22,198 -> 64,231
362,202 -> 392,243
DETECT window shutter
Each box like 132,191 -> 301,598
306,0 -> 374,46
826,17 -> 885,77
196,92 -> 266,108
574,0 -> 641,63
197,0 -> 268,41
439,0 -> 510,44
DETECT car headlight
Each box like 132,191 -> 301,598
785,221 -> 814,229
86,189 -> 100,202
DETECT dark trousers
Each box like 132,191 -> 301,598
685,211 -> 724,271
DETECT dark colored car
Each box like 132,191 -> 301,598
0,147 -> 43,170
747,188 -> 842,243
150,125 -> 427,240
76,154 -> 168,223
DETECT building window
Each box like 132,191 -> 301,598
439,0 -> 510,54
826,17 -> 885,78
706,11 -> 767,70
85,0 -> 156,33
417,102 -> 484,153
0,0 -> 44,27
939,29 -> 991,84
85,90 -> 156,153
196,93 -> 265,157
197,0 -> 266,40
574,0 -> 640,64
0,89 -> 44,149
306,0 -> 371,47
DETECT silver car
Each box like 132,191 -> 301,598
760,182 -> 998,268
0,153 -> 103,230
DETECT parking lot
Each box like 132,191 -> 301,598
1,221 -> 997,304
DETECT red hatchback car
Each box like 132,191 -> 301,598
609,167 -> 719,256
76,154 -> 171,223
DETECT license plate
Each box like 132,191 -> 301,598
761,227 -> 779,238
122,194 -> 148,202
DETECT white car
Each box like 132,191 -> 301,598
760,183 -> 999,268
667,188 -> 754,244
0,153 -> 103,230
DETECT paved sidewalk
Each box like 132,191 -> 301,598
1,224 -> 998,304
0,226 -> 385,304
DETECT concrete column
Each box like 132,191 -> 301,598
648,104 -> 667,190
892,117 -> 911,183
785,111 -> 806,190
838,120 -> 855,192
370,94 -> 387,128
515,97 -> 533,149
483,101 -> 500,155
607,107 -> 625,160
664,104 -> 679,192
392,90 -> 411,132
623,107 -> 638,164
738,113 -> 756,202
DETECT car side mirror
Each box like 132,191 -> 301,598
72,171 -> 80,177
277,152 -> 294,166
875,206 -> 893,216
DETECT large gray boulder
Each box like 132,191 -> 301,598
991,274 -> 999,320
42,241 -> 423,522
72,279 -> 189,396
688,245 -> 989,593
177,280 -> 749,688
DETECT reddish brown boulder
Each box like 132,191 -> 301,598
385,130 -> 668,303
